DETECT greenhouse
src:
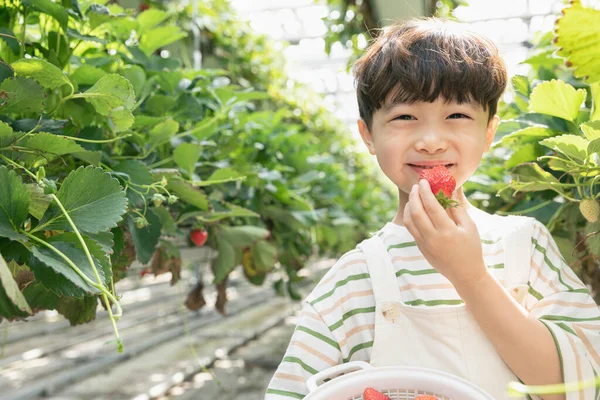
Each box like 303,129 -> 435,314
0,0 -> 599,399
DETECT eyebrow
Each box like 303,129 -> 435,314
382,100 -> 481,114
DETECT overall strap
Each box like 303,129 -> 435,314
357,235 -> 403,305
503,216 -> 535,296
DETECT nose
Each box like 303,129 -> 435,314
415,130 -> 447,154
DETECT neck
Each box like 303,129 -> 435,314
392,186 -> 471,226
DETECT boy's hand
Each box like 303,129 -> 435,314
403,179 -> 489,292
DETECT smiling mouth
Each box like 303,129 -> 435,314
408,164 -> 454,169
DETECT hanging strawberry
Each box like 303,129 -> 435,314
190,229 -> 208,247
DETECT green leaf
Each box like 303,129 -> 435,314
22,280 -> 58,311
38,166 -> 128,234
120,65 -> 146,98
56,295 -> 98,325
585,220 -> 600,258
589,138 -> 600,155
49,232 -> 112,286
108,106 -> 134,132
0,253 -> 32,320
66,28 -> 106,44
152,207 -> 177,235
555,2 -> 600,83
114,160 -> 154,207
177,202 -> 258,224
71,64 -> 107,86
0,77 -> 44,114
0,59 -> 14,85
591,82 -> 600,121
23,0 -> 69,31
540,134 -> 589,162
126,209 -> 161,265
496,126 -> 558,147
252,240 -> 277,272
581,121 -> 600,141
0,166 -> 30,241
510,163 -> 564,193
137,9 -> 168,35
528,80 -> 586,122
221,225 -> 270,248
30,240 -> 104,296
81,74 -> 135,115
167,180 -> 208,210
0,28 -> 21,55
505,143 -> 546,169
149,119 -> 178,145
12,58 -> 72,90
27,184 -> 52,220
139,25 -> 187,55
23,132 -> 85,158
173,143 -> 202,176
212,235 -> 235,284
512,75 -> 530,97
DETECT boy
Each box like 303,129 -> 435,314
265,18 -> 600,400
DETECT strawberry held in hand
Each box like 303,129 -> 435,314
363,387 -> 391,400
419,165 -> 458,209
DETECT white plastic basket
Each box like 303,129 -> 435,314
304,361 -> 495,400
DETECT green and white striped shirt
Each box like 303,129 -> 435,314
265,214 -> 600,400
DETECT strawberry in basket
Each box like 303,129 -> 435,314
363,388 -> 391,400
415,396 -> 439,400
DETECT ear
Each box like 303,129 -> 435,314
483,115 -> 500,153
357,119 -> 376,155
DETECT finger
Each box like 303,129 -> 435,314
408,183 -> 435,234
448,187 -> 474,228
418,179 -> 455,231
403,196 -> 423,242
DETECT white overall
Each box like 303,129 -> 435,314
357,212 -> 534,400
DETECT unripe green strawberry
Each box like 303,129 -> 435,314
580,198 -> 599,223
152,193 -> 165,207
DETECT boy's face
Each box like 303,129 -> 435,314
358,96 -> 499,198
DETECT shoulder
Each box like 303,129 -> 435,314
305,246 -> 369,305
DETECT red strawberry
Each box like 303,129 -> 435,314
190,229 -> 208,247
139,268 -> 151,278
363,387 -> 391,400
419,165 -> 458,209
415,396 -> 439,400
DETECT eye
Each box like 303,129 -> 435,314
448,113 -> 470,119
393,115 -> 416,121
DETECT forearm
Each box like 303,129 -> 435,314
456,271 -> 565,400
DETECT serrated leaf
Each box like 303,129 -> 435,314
108,106 -> 134,132
581,121 -> 600,141
497,126 -> 558,147
71,64 -> 107,86
0,166 -> 30,241
137,9 -> 168,35
114,160 -> 154,207
30,240 -> 104,296
22,281 -> 58,311
510,163 -> 564,193
252,240 -> 277,272
221,225 -> 270,248
505,143 -> 546,169
149,119 -> 178,145
152,207 -> 177,235
0,59 -> 14,85
81,74 -> 135,115
23,0 -> 69,31
0,28 -> 20,55
528,80 -> 586,122
591,82 -> 600,121
0,77 -> 44,114
85,4 -> 112,29
121,65 -> 146,98
56,295 -> 98,325
167,180 -> 208,210
174,143 -> 202,176
213,235 -> 235,284
512,75 -> 530,97
12,58 -> 72,90
555,2 -> 600,83
0,253 -> 32,319
589,138 -> 600,155
38,166 -> 128,234
540,134 -> 589,162
27,184 -> 52,220
126,209 -> 161,265
23,132 -> 85,158
139,25 -> 187,55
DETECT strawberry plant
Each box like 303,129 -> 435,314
464,0 -> 600,300
0,0 -> 395,351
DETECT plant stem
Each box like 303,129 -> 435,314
496,200 -> 554,216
